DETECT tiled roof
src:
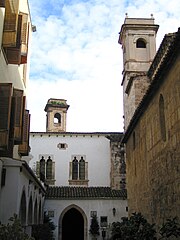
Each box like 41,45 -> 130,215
46,186 -> 127,200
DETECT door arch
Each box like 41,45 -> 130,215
59,205 -> 87,240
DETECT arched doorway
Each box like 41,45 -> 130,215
61,207 -> 84,240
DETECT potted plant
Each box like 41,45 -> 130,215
89,215 -> 100,240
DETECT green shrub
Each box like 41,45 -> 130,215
32,214 -> 56,240
111,212 -> 180,240
0,214 -> 34,240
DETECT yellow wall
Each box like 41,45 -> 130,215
126,55 -> 180,225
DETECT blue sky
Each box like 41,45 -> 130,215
28,0 -> 180,132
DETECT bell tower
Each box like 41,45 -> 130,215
44,98 -> 69,132
118,15 -> 159,129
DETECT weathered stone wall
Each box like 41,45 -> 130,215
110,141 -> 126,190
124,74 -> 150,129
126,55 -> 180,225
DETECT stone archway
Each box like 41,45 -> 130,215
19,190 -> 26,226
59,205 -> 87,240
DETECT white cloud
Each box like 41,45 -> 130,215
28,0 -> 180,132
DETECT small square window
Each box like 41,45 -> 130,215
90,211 -> 97,217
57,143 -> 67,149
100,216 -> 108,227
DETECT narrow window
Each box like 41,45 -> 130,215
40,156 -> 45,181
46,156 -> 53,179
79,156 -> 85,180
159,94 -> 166,141
54,113 -> 61,124
72,157 -> 78,180
136,38 -> 146,48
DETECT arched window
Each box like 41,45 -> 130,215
136,38 -> 146,48
46,156 -> 53,179
54,113 -> 61,124
72,157 -> 78,180
159,94 -> 166,141
79,157 -> 85,180
40,156 -> 45,182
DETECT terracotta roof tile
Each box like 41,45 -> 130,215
46,186 -> 127,200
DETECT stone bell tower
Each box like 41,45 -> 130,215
118,15 -> 159,129
44,98 -> 69,132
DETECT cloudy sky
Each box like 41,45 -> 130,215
27,0 -> 180,132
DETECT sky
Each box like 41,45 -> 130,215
27,0 -> 180,133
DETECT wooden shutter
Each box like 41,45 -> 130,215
4,13 -> 21,64
11,89 -> 24,143
20,13 -> 28,64
18,110 -> 30,156
4,12 -> 29,65
0,83 -> 12,148
0,0 -> 5,7
2,0 -> 20,47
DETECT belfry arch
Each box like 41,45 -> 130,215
59,204 -> 87,240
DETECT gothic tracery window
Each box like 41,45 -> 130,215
46,156 -> 53,179
37,155 -> 55,185
72,157 -> 78,180
70,155 -> 88,185
79,156 -> 85,180
40,156 -> 45,181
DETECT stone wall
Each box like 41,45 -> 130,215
123,74 -> 150,129
108,134 -> 126,190
125,55 -> 180,225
